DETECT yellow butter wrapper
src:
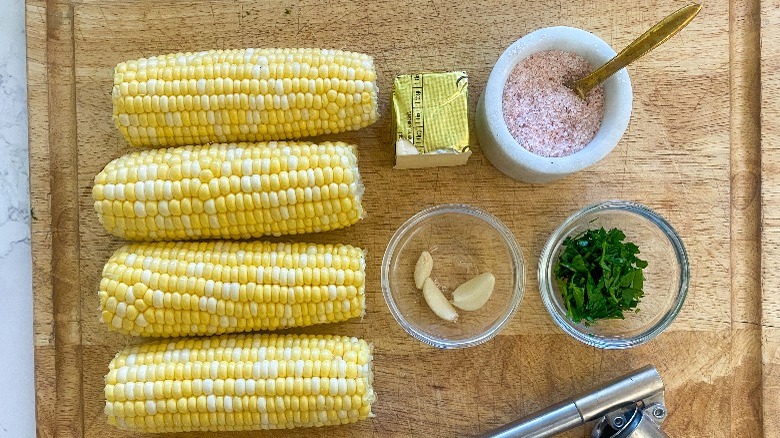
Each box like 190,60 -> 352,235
393,71 -> 471,169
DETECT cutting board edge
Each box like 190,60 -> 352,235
27,0 -> 86,436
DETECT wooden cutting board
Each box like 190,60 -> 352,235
26,0 -> 771,436
762,0 -> 780,436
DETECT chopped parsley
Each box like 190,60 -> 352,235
554,227 -> 647,325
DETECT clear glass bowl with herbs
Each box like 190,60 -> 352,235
539,201 -> 689,349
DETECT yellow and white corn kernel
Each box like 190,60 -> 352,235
92,141 -> 364,240
113,48 -> 379,147
104,333 -> 375,432
99,241 -> 366,337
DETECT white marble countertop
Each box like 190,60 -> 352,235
0,0 -> 37,436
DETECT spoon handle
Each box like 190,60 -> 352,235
568,4 -> 702,99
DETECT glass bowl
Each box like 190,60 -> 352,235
539,200 -> 689,349
381,204 -> 525,349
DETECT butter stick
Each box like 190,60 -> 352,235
392,71 -> 471,169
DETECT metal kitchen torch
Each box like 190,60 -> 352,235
478,365 -> 669,438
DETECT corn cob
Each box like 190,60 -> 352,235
92,141 -> 363,241
100,241 -> 366,337
104,333 -> 375,432
113,48 -> 379,148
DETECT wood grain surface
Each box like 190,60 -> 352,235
763,0 -> 780,436
26,0 -> 767,436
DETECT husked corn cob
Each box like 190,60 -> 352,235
100,241 -> 366,337
113,48 -> 379,147
92,141 -> 363,240
105,333 -> 375,432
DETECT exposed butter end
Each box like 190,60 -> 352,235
394,148 -> 472,169
396,138 -> 419,156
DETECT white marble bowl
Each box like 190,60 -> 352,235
475,26 -> 633,184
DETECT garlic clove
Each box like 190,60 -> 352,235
451,272 -> 495,311
422,278 -> 459,322
414,251 -> 434,289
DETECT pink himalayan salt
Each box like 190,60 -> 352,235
502,50 -> 605,158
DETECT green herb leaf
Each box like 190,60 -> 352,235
571,254 -> 588,272
554,227 -> 647,325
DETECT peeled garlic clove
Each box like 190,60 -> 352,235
451,272 -> 495,311
422,278 -> 459,322
414,251 -> 434,289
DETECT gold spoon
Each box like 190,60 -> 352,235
566,3 -> 702,99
